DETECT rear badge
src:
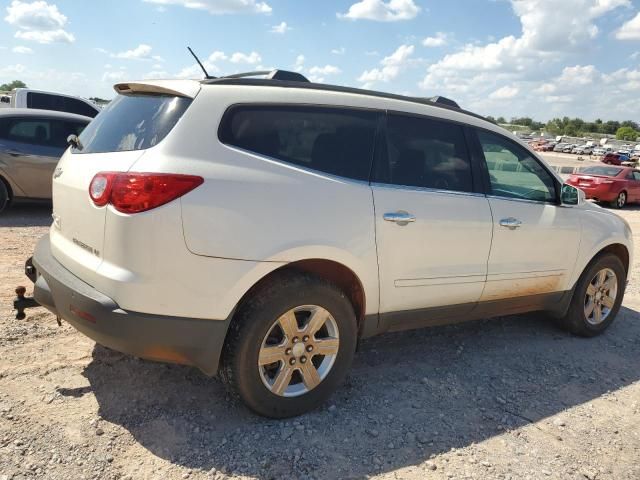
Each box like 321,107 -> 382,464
72,238 -> 100,257
53,168 -> 63,179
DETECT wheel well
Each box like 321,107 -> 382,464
597,243 -> 629,274
236,259 -> 366,333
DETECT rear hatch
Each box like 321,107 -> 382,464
49,81 -> 198,286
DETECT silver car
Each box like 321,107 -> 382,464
0,109 -> 91,213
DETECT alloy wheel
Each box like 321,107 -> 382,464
258,305 -> 339,397
584,268 -> 618,325
617,192 -> 626,208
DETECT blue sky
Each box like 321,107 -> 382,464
1,0 -> 640,121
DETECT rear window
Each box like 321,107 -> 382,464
74,94 -> 191,154
218,105 -> 378,181
581,166 -> 622,177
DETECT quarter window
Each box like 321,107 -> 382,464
218,105 -> 378,181
373,113 -> 473,193
478,130 -> 557,203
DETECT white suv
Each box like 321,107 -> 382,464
25,72 -> 633,418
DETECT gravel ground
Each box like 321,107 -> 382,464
1,199 -> 640,480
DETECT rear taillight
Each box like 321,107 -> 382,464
89,172 -> 203,214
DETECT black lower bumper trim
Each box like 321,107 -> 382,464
31,234 -> 230,376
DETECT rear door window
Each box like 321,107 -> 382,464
372,113 -> 473,193
218,105 -> 378,181
0,117 -> 52,146
75,94 -> 191,154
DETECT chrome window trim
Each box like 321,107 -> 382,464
370,181 -> 486,199
485,194 -> 558,206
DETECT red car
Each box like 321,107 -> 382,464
602,153 -> 631,165
566,166 -> 640,208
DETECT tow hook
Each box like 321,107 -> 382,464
13,286 -> 39,320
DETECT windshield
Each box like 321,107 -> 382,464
75,94 -> 191,154
581,166 -> 622,177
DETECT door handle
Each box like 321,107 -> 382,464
6,150 -> 23,157
383,211 -> 416,226
499,217 -> 522,230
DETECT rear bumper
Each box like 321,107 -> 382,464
31,234 -> 230,376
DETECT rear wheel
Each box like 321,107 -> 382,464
0,179 -> 9,214
556,253 -> 625,337
610,191 -> 626,209
220,271 -> 357,418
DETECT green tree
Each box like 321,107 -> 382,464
616,126 -> 639,141
496,116 -> 506,124
0,80 -> 27,91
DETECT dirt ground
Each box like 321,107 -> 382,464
1,199 -> 640,480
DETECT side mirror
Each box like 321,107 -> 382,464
561,183 -> 584,206
67,134 -> 83,151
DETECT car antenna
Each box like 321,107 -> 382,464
187,46 -> 215,79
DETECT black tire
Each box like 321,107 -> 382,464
556,253 -> 626,337
610,191 -> 626,209
220,270 -> 357,418
0,179 -> 9,214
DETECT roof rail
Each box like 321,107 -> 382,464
202,77 -> 489,123
221,69 -> 309,82
426,96 -> 459,109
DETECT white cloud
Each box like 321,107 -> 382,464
0,63 -> 26,76
422,32 -> 447,47
270,21 -> 290,34
14,28 -> 73,43
489,85 -> 519,99
12,45 -> 33,54
5,1 -> 75,44
331,47 -> 346,55
102,70 -> 128,83
308,65 -> 341,76
208,51 -> 227,62
365,50 -> 379,56
113,44 -> 153,60
229,51 -> 261,64
338,0 -> 420,21
294,54 -> 305,72
617,12 -> 640,40
420,0 -> 629,103
143,70 -> 171,80
307,64 -> 342,82
142,0 -> 272,15
358,44 -> 415,87
631,51 -> 640,60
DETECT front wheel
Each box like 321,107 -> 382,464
610,191 -> 626,209
556,253 -> 626,337
220,271 -> 357,418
